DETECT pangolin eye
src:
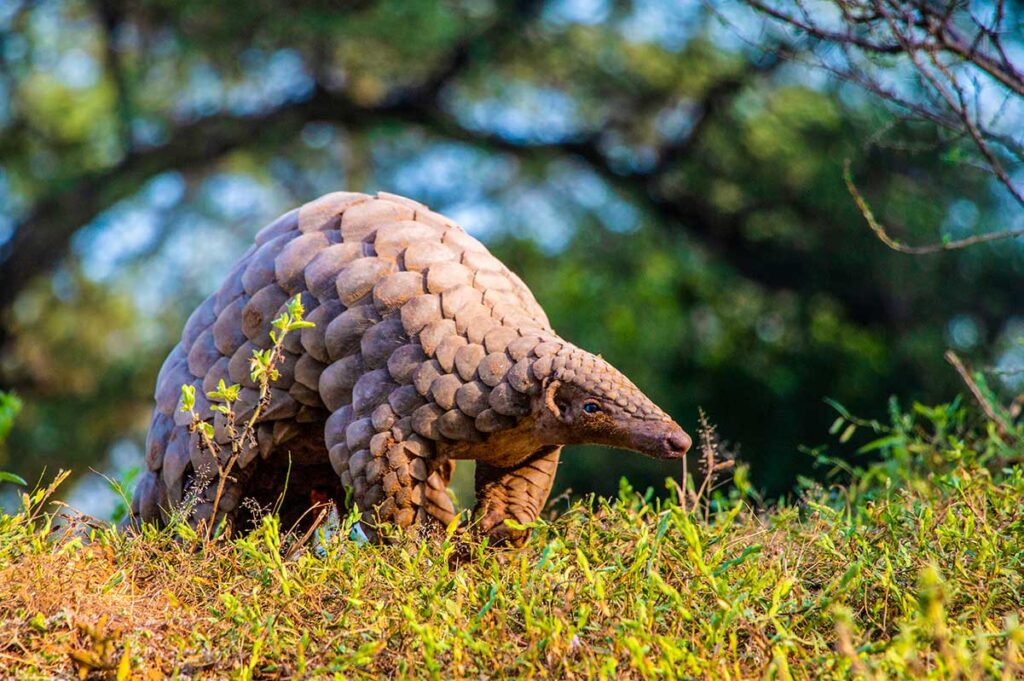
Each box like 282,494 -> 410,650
582,401 -> 601,414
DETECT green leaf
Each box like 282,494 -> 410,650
272,312 -> 288,330
839,424 -> 856,443
207,379 -> 240,403
287,294 -> 306,319
28,612 -> 47,632
829,417 -> 844,435
0,390 -> 22,445
824,398 -> 854,420
712,544 -> 763,576
0,471 -> 28,486
180,384 -> 196,412
856,435 -> 902,454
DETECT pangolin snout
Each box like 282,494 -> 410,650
626,420 -> 692,459
663,430 -> 692,459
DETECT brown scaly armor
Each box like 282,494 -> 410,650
132,191 -> 692,545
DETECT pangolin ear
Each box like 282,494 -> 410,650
543,379 -> 569,422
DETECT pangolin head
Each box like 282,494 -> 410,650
533,345 -> 691,459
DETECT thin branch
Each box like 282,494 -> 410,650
744,0 -> 903,53
944,350 -> 1013,442
929,15 -> 1024,97
843,160 -> 1024,253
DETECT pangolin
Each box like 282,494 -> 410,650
133,191 -> 692,545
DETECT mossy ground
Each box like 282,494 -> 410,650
1,401 -> 1022,679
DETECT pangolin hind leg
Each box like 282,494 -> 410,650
328,413 -> 458,541
473,446 -> 561,546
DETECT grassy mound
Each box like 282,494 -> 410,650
1,401 -> 1022,679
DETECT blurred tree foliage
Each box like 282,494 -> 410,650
1,0 -> 1022,500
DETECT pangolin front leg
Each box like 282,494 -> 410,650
473,445 -> 561,546
327,404 -> 457,540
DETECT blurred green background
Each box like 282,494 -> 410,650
1,0 -> 1022,515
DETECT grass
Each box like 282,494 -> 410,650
0,399 -> 1022,679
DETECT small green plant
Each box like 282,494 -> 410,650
0,390 -> 26,487
0,389 -> 21,444
178,294 -> 314,539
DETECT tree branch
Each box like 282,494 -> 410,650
945,350 -> 1014,442
843,159 -> 1024,254
0,89 -> 371,312
0,0 -> 546,316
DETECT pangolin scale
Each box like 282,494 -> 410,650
133,191 -> 691,545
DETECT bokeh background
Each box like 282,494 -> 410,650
2,0 -> 1023,516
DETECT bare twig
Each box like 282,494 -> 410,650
843,160 -> 1024,253
944,350 -> 1013,441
